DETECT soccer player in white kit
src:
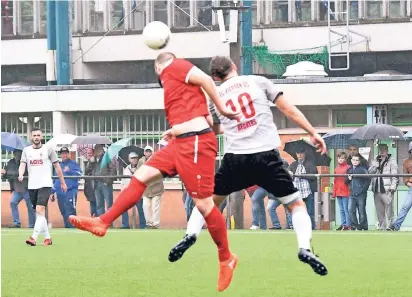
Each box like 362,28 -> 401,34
169,56 -> 328,276
19,127 -> 67,246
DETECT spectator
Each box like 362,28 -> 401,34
347,144 -> 369,169
84,148 -> 97,217
333,151 -> 351,231
369,144 -> 399,230
389,142 -> 412,231
50,147 -> 82,228
139,146 -> 164,229
1,150 -> 35,228
346,154 -> 370,230
266,193 -> 293,230
87,144 -> 117,216
121,152 -> 146,229
247,185 -> 267,230
288,148 -> 318,230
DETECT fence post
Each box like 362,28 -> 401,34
316,174 -> 322,230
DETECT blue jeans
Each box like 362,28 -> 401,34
336,196 -> 350,227
121,198 -> 146,228
303,193 -> 316,230
251,187 -> 267,229
10,191 -> 35,227
267,195 -> 293,229
393,188 -> 412,230
57,190 -> 77,228
89,200 -> 98,217
184,192 -> 195,221
95,183 -> 114,216
349,194 -> 368,230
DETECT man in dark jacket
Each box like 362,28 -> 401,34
86,144 -> 117,216
288,148 -> 318,230
84,148 -> 97,217
345,154 -> 370,230
1,150 -> 35,228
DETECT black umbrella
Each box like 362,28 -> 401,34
350,124 -> 405,140
284,139 -> 331,167
118,146 -> 144,167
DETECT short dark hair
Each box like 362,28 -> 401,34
31,127 -> 42,133
155,52 -> 176,65
337,151 -> 347,158
210,56 -> 233,80
352,153 -> 361,160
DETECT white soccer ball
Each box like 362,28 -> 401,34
143,21 -> 171,50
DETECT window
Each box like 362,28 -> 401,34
335,109 -> 367,126
173,0 -> 190,28
89,0 -> 104,32
20,0 -> 34,35
319,0 -> 335,21
196,0 -> 212,27
251,0 -> 258,25
365,0 -> 383,19
39,1 -> 47,34
110,1 -> 125,30
389,0 -> 407,18
131,0 -> 147,30
286,109 -> 328,128
1,0 -> 13,36
391,106 -> 412,126
343,0 -> 359,20
153,0 -> 168,24
295,0 -> 311,22
272,0 -> 288,23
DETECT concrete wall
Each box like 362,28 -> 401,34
2,22 -> 412,67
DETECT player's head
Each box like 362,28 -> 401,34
210,56 -> 238,82
154,52 -> 176,76
30,127 -> 43,145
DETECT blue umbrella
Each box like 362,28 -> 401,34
322,129 -> 367,149
405,129 -> 412,139
1,132 -> 29,151
100,138 -> 132,169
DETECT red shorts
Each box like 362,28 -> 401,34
146,131 -> 217,199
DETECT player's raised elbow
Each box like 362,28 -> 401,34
275,95 -> 298,117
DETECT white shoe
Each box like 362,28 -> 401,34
249,225 -> 259,230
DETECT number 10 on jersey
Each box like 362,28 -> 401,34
226,92 -> 256,122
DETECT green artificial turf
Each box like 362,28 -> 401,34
2,229 -> 411,297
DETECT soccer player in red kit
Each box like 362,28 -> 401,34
69,52 -> 239,292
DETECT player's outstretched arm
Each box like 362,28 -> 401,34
188,68 -> 239,119
276,95 -> 326,154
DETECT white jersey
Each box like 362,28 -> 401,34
210,75 -> 282,154
21,145 -> 58,189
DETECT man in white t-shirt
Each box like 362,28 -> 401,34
19,127 -> 67,246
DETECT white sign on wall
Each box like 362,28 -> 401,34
373,105 -> 388,124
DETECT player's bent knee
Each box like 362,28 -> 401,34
133,165 -> 163,185
277,191 -> 301,205
286,199 -> 307,213
36,205 -> 46,215
213,195 -> 226,207
193,197 -> 214,216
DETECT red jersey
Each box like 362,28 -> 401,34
160,58 -> 209,127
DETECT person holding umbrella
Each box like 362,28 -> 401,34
369,144 -> 399,230
120,152 -> 146,229
288,148 -> 318,230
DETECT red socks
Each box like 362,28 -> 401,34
204,206 -> 231,262
100,177 -> 147,225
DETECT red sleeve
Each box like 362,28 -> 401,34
170,59 -> 195,83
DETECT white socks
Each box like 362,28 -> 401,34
186,206 -> 205,237
32,213 -> 51,241
291,206 -> 312,250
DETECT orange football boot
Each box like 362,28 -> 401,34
69,215 -> 109,237
217,253 -> 238,292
